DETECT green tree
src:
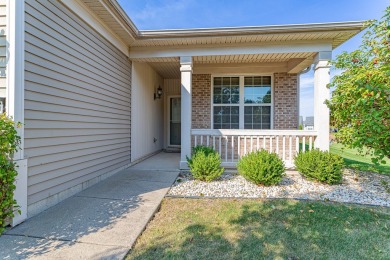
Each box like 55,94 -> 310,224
327,6 -> 390,164
0,114 -> 21,234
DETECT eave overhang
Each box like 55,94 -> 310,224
76,0 -> 366,50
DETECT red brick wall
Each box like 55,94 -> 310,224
191,73 -> 299,130
274,73 -> 299,129
192,74 -> 211,129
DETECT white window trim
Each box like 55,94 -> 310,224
211,74 -> 274,130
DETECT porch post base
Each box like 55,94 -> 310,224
12,159 -> 28,226
180,160 -> 189,170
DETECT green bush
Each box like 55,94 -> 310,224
237,150 -> 285,186
294,149 -> 344,184
0,113 -> 21,235
187,145 -> 224,182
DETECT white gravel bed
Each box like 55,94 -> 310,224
168,169 -> 390,207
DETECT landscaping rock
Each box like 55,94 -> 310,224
168,169 -> 390,207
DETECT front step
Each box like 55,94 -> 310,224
165,147 -> 181,153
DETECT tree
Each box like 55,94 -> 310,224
327,6 -> 390,164
0,114 -> 21,234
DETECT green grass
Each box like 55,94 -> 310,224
127,198 -> 390,260
330,143 -> 390,175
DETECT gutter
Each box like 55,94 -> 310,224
102,0 -> 366,41
138,21 -> 367,39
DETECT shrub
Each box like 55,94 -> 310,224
0,113 -> 21,235
294,149 -> 344,184
237,150 -> 285,186
187,145 -> 224,182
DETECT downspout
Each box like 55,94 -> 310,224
297,65 -> 312,129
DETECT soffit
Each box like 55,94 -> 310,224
137,52 -> 316,78
132,30 -> 359,49
81,0 -> 137,45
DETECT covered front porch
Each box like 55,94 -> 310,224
128,24 -> 362,169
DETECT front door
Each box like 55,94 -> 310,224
169,97 -> 181,146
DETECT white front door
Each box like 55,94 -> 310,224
169,97 -> 181,146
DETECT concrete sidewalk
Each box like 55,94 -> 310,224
0,152 -> 180,259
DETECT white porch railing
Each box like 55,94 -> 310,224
191,129 -> 318,168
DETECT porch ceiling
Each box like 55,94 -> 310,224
136,52 -> 316,78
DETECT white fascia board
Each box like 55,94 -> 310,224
60,0 -> 129,56
138,21 -> 366,38
129,41 -> 332,59
103,0 -> 139,36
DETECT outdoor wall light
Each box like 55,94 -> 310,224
154,86 -> 163,100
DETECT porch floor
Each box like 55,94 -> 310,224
132,151 -> 180,171
0,152 -> 179,259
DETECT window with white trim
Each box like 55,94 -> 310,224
212,76 -> 272,130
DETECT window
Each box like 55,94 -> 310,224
212,76 -> 272,130
244,76 -> 272,129
213,77 -> 240,129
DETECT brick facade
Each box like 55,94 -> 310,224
191,73 -> 299,130
274,73 -> 299,129
192,74 -> 211,129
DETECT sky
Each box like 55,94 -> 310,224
117,0 -> 389,119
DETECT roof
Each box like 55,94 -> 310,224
76,0 -> 366,78
80,0 -> 365,48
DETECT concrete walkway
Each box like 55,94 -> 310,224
0,152 -> 180,259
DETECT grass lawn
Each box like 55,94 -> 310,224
330,143 -> 390,175
127,198 -> 390,260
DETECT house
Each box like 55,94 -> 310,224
303,116 -> 315,130
2,0 -> 364,225
299,116 -> 303,128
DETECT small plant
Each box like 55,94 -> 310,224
0,113 -> 21,235
237,150 -> 285,186
294,149 -> 344,185
187,146 -> 224,182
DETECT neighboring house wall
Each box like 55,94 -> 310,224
304,125 -> 314,130
274,73 -> 299,129
192,74 -> 211,129
131,62 -> 164,162
24,0 -> 132,217
0,0 -> 6,98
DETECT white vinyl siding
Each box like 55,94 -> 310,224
131,62 -> 164,162
24,0 -> 131,213
0,0 -> 6,98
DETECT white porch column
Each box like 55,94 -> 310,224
313,52 -> 331,151
180,57 -> 193,169
6,0 -> 28,225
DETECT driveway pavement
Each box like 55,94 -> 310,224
0,152 -> 180,259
